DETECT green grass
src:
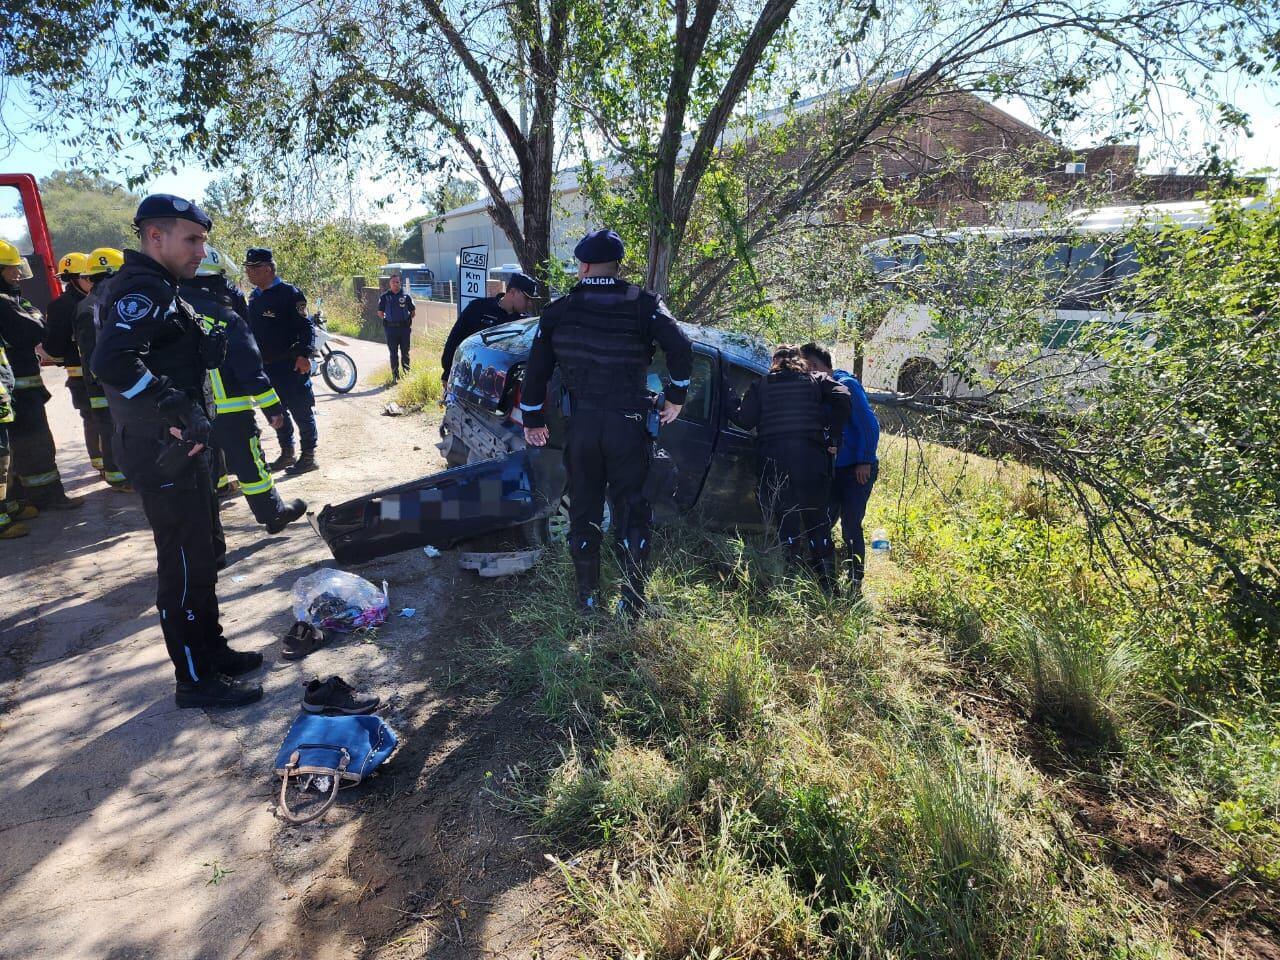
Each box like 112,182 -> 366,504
369,328 -> 448,410
457,431 -> 1277,957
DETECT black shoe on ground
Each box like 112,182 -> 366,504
212,647 -> 265,677
175,674 -> 264,708
282,621 -> 325,661
43,495 -> 85,511
302,676 -> 381,715
270,447 -> 297,471
266,498 -> 308,534
284,451 -> 318,476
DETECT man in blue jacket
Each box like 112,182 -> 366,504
801,343 -> 879,592
244,248 -> 318,475
377,272 -> 416,382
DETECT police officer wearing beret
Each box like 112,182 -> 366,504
440,271 -> 539,384
92,194 -> 264,709
244,248 -> 319,475
521,230 -> 693,617
377,272 -> 416,382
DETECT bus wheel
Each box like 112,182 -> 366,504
897,358 -> 941,395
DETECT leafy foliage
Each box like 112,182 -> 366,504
37,171 -> 139,257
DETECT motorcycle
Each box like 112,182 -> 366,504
311,308 -> 358,394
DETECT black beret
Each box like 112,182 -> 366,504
506,272 -> 540,297
244,247 -> 274,265
573,229 -> 625,264
133,193 -> 213,230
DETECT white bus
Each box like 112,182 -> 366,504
860,199 -> 1265,403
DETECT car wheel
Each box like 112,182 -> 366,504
521,494 -> 610,547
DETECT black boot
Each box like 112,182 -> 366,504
816,555 -> 841,597
266,498 -> 308,534
284,450 -> 318,476
211,647 -> 265,676
270,445 -> 296,471
843,542 -> 864,595
572,550 -> 600,614
613,526 -> 652,621
175,674 -> 264,708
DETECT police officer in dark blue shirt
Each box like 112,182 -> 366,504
521,230 -> 692,618
377,273 -> 416,382
92,194 -> 263,709
440,272 -> 538,383
244,248 -> 318,475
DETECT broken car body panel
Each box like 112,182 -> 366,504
314,448 -> 568,565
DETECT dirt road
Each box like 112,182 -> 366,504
0,338 -> 570,959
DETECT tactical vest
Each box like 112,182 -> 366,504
550,281 -> 654,411
754,371 -> 827,444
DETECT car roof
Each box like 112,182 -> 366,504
680,321 -> 770,371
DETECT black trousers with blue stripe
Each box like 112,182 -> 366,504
139,467 -> 226,684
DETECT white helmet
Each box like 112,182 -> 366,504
196,245 -> 240,279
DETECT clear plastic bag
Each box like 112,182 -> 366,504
291,568 -> 389,631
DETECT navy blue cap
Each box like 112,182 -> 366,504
506,272 -> 540,297
133,193 -> 213,230
244,247 -> 274,265
574,229 -> 625,264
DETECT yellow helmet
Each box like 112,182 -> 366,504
59,252 -> 90,277
0,239 -> 33,279
85,247 -> 125,277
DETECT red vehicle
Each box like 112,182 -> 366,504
0,174 -> 60,312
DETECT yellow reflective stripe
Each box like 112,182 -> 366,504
14,375 -> 43,389
90,457 -> 105,469
253,389 -> 281,408
241,476 -> 275,495
216,474 -> 232,489
209,368 -> 229,402
90,396 -> 109,409
241,434 -> 275,496
66,365 -> 83,376
20,470 -> 59,486
0,347 -> 7,364
214,398 -> 254,413
0,512 -> 9,529
105,471 -> 127,484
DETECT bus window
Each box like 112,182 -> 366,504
0,185 -> 33,253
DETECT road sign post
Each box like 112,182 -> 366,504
459,245 -> 488,315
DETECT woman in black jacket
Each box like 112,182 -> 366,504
735,344 -> 852,593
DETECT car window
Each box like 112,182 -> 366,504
649,350 -> 714,425
724,362 -> 762,434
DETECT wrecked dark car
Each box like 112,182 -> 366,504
315,317 -> 771,565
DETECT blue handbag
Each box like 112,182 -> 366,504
273,713 -> 398,824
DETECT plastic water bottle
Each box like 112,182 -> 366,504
870,528 -> 891,556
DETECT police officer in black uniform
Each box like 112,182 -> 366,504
0,240 -> 82,511
243,248 -> 318,475
43,252 -> 102,475
521,230 -> 693,617
92,194 -> 263,709
181,247 -> 307,534
734,344 -> 852,594
440,271 -> 539,383
377,272 -> 416,382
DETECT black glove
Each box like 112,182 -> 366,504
156,388 -> 212,446
199,322 -> 228,370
